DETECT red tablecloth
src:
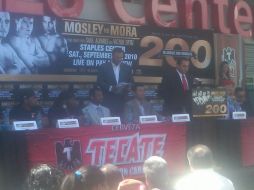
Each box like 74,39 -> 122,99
241,118 -> 254,167
25,122 -> 187,177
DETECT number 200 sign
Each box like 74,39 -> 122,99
192,88 -> 228,118
139,36 -> 212,69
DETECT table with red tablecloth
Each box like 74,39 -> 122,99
241,118 -> 254,167
26,122 -> 187,176
1,119 -> 254,190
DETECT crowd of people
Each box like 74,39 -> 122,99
23,144 -> 235,190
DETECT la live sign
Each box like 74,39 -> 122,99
0,0 -> 253,38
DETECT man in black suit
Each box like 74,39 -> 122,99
159,57 -> 193,115
97,47 -> 133,115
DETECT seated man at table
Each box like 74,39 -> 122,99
224,81 -> 242,119
48,90 -> 84,127
9,88 -> 47,128
82,87 -> 111,125
234,87 -> 254,116
123,84 -> 157,123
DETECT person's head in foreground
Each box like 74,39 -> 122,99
101,164 -> 123,190
143,156 -> 169,190
118,179 -> 146,190
27,164 -> 64,190
175,144 -> 235,190
187,144 -> 214,170
61,165 -> 105,190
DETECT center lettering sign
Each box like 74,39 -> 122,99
0,12 -> 214,82
1,0 -> 253,38
26,123 -> 187,176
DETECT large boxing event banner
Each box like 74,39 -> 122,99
26,123 -> 187,176
0,11 -> 214,79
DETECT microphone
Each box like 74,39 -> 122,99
194,78 -> 202,86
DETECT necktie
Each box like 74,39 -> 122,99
182,74 -> 188,92
139,104 -> 145,116
96,106 -> 104,118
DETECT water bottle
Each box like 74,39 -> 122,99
36,112 -> 42,129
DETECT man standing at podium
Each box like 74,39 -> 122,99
97,47 -> 133,115
159,57 -> 193,115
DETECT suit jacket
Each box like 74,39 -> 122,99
82,103 -> 111,125
123,99 -> 156,123
159,69 -> 193,115
97,61 -> 133,114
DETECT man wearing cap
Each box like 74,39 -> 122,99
159,57 -> 193,115
48,90 -> 84,126
9,88 -> 46,127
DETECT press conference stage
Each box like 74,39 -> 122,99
1,118 -> 254,190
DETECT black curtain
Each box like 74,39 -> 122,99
187,118 -> 241,169
0,132 -> 29,190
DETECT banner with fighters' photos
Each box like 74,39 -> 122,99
0,11 -> 214,82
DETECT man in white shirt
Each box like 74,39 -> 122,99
82,87 -> 111,125
175,144 -> 235,190
97,47 -> 133,115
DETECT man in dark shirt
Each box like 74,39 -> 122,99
235,87 -> 254,117
48,90 -> 84,127
159,57 -> 193,115
9,88 -> 46,127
